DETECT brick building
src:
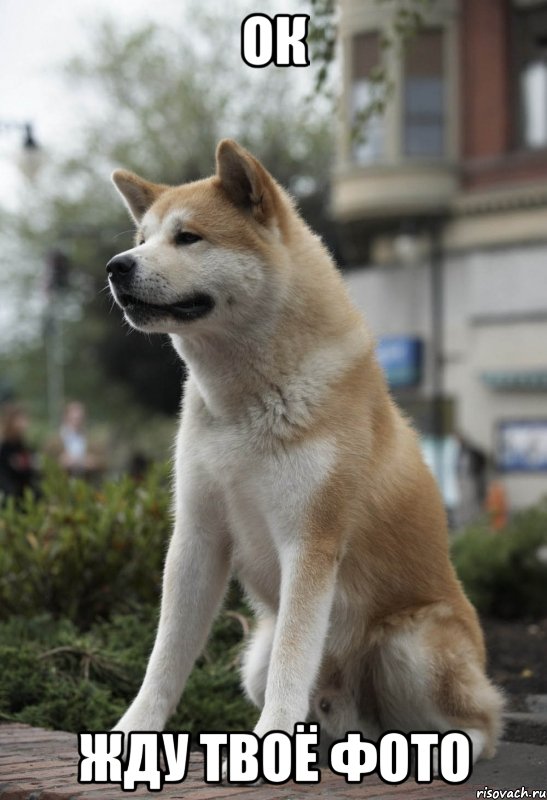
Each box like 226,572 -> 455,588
333,0 -> 547,512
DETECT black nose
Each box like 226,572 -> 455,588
106,254 -> 137,280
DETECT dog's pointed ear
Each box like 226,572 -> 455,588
216,139 -> 277,225
111,169 -> 164,223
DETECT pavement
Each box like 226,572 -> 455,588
0,724 -> 545,800
506,696 -> 547,747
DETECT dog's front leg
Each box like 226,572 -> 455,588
254,540 -> 338,737
113,485 -> 231,735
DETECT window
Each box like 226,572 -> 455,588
513,5 -> 547,149
403,30 -> 445,158
351,32 -> 384,164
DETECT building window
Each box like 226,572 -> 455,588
403,29 -> 445,158
351,32 -> 384,164
513,5 -> 547,149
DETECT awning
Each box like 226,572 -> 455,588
481,369 -> 547,390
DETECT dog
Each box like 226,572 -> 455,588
107,140 -> 503,763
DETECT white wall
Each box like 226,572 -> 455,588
343,243 -> 547,508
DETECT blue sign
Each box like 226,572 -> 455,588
497,420 -> 547,472
376,336 -> 423,388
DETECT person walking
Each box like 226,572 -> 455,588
0,404 -> 39,501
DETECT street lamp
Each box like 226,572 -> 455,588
0,119 -> 42,180
429,220 -> 446,494
393,217 -> 447,494
44,249 -> 71,428
0,119 -> 39,150
22,123 -> 38,151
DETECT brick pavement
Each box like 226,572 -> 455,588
0,724 -> 545,800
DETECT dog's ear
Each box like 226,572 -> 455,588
216,139 -> 278,225
111,169 -> 164,223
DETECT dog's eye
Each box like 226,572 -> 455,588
138,238 -> 145,246
174,231 -> 202,246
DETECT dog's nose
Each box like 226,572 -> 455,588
106,254 -> 137,280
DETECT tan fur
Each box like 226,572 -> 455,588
109,140 -> 504,761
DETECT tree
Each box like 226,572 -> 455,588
5,6 -> 333,439
308,0 -> 436,137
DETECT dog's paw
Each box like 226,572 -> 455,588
111,704 -> 165,759
113,703 -> 164,735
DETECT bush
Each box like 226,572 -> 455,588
452,499 -> 547,620
0,605 -> 256,733
0,462 -> 257,733
0,462 -> 172,627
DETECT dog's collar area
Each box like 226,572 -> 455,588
118,290 -> 215,321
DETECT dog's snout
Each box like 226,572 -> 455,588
106,254 -> 137,280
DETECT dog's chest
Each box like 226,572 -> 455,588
216,427 -> 335,608
199,417 -> 335,547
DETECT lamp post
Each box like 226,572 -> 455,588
0,120 -> 39,152
22,122 -> 38,150
44,250 -> 71,428
0,120 -> 41,181
429,220 -> 445,494
394,217 -> 446,495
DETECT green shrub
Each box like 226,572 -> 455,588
0,461 -> 172,627
0,606 -> 257,734
0,462 -> 258,733
452,499 -> 547,619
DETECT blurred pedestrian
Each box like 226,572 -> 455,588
128,451 -> 150,483
456,432 -> 488,526
0,403 -> 39,501
55,401 -> 102,478
486,475 -> 509,531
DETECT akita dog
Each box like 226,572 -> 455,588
107,140 -> 503,762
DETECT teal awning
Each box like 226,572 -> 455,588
481,369 -> 547,390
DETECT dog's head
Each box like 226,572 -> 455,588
107,140 -> 292,336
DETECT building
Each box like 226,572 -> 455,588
333,0 -> 547,512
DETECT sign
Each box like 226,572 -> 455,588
497,420 -> 547,472
377,336 -> 423,389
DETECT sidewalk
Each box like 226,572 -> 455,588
0,724 -> 545,799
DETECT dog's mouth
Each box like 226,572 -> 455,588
117,291 -> 215,322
